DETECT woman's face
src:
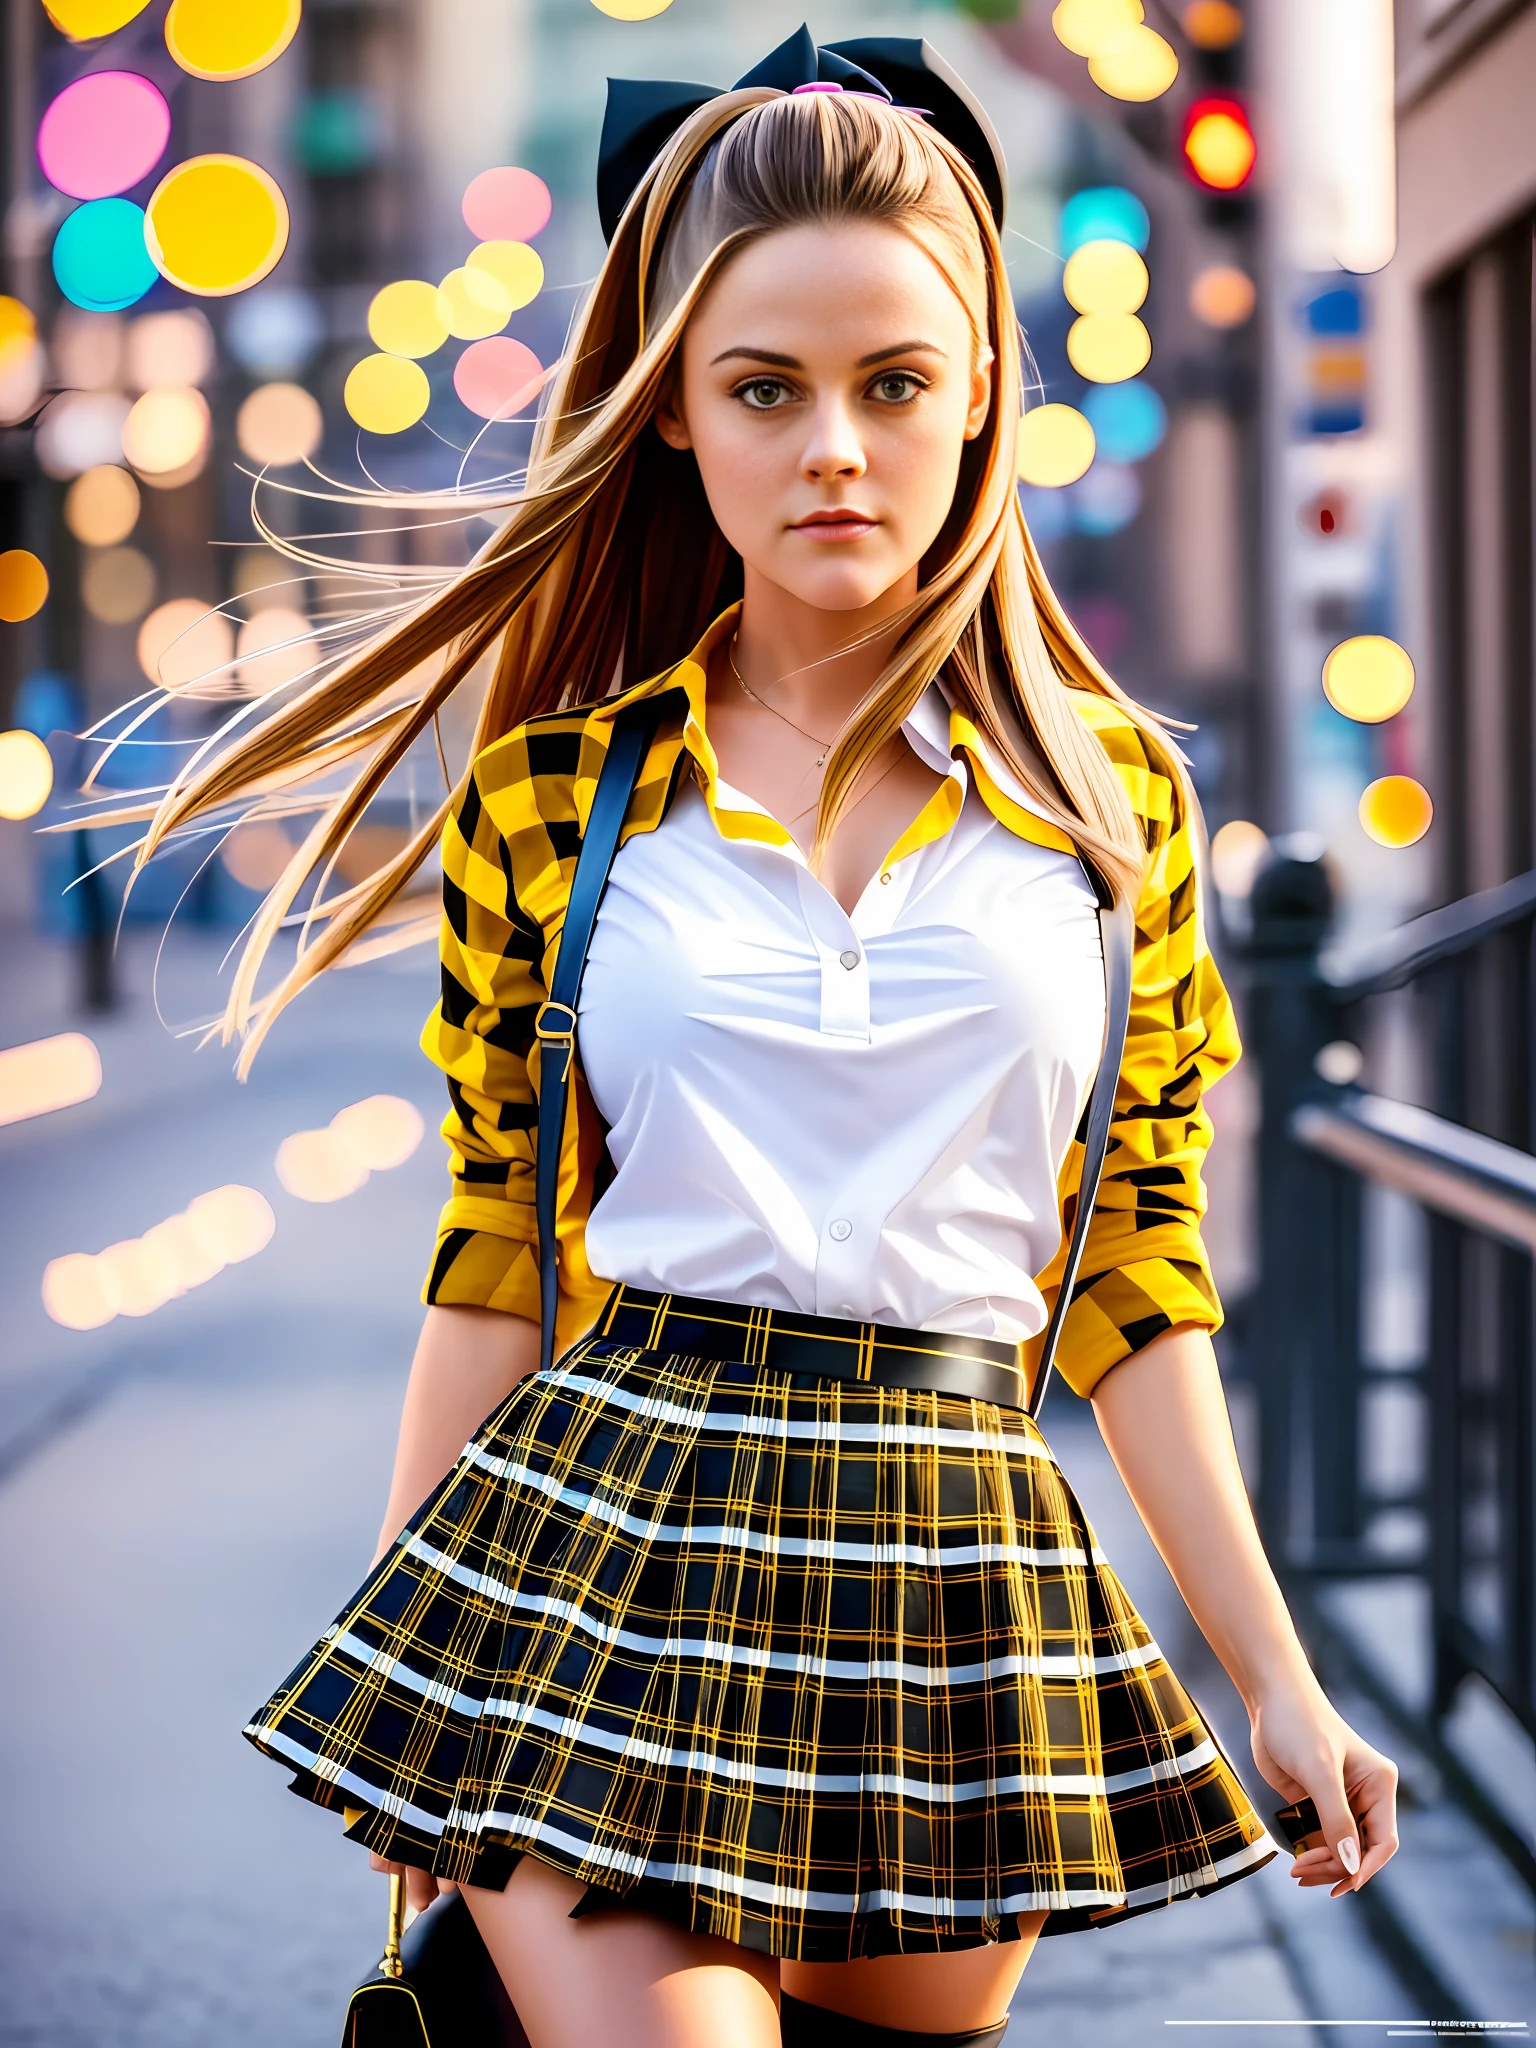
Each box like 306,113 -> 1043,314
654,220 -> 993,615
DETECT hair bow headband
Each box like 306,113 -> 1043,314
596,23 -> 1008,243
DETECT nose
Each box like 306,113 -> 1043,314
800,393 -> 867,484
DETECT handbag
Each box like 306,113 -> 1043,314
341,1875 -> 529,2048
342,702 -> 1137,2041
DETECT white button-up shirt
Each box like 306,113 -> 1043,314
574,684 -> 1107,1344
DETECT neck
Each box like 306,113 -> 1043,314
732,565 -> 918,730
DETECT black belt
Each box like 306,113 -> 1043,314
590,1284 -> 1029,1410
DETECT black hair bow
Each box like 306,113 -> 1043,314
596,23 -> 1007,243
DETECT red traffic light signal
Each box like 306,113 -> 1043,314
1182,95 -> 1257,192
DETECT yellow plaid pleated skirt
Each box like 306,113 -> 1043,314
245,1330 -> 1275,1960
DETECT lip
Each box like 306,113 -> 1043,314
791,510 -> 880,542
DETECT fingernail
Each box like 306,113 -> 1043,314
1337,1836 -> 1360,1875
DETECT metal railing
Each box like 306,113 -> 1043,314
1239,849 -> 1536,1894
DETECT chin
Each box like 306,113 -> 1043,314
774,559 -> 909,614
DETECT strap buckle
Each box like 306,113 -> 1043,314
534,999 -> 578,1082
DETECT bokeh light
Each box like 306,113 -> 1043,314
1060,186 -> 1149,256
99,1235 -> 181,1317
0,295 -> 35,359
37,71 -> 170,201
276,1127 -> 371,1203
368,280 -> 449,358
454,336 -> 544,421
1063,239 -> 1148,315
121,385 -> 211,477
1360,776 -> 1432,848
42,1253 -> 119,1331
145,155 -> 290,296
467,241 -> 544,312
0,729 -> 55,818
1183,99 -> 1258,191
344,353 -> 430,433
141,1213 -> 222,1292
1051,0 -> 1141,55
1323,635 -> 1415,723
65,465 -> 140,546
331,1095 -> 425,1171
1190,264 -> 1256,329
235,607 -> 318,692
589,0 -> 674,19
0,301 -> 44,423
137,598 -> 235,691
51,308 -> 122,389
34,392 -> 131,478
45,0 -> 151,36
185,1185 -> 275,1263
1088,25 -> 1179,100
234,546 -> 305,613
1210,819 -> 1271,897
164,0 -> 301,78
226,287 -> 322,376
0,550 -> 49,622
82,544 -> 155,624
125,307 -> 215,389
0,1032 -> 100,1130
237,382 -> 323,466
462,167 -> 552,243
221,820 -> 293,889
437,265 -> 511,341
1082,380 -> 1166,462
52,198 -> 157,312
1016,404 -> 1096,488
1072,462 -> 1142,535
1184,0 -> 1245,48
1067,312 -> 1152,383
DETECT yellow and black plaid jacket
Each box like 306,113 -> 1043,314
420,609 -> 1240,1399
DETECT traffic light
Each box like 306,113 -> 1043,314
1181,95 -> 1256,192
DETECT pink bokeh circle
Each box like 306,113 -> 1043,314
38,71 -> 171,202
454,337 -> 544,421
461,167 -> 551,244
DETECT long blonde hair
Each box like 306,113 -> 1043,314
115,87 -> 1169,1067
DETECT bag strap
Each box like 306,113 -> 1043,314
1028,890 -> 1135,1419
533,706 -> 660,1375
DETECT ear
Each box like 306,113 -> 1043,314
653,375 -> 693,451
963,344 -> 995,443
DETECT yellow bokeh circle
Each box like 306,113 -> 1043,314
0,296 -> 36,357
1359,776 -> 1432,849
65,464 -> 141,546
437,267 -> 511,342
0,730 -> 55,820
145,156 -> 291,297
1323,636 -> 1415,724
1063,240 -> 1149,316
1052,0 -> 1142,58
467,242 -> 544,313
0,549 -> 50,622
369,280 -> 449,359
44,0 -> 150,37
165,0 -> 300,79
237,383 -> 323,467
1017,405 -> 1096,488
122,386 -> 210,475
590,0 -> 675,17
1088,24 -> 1180,100
1066,312 -> 1152,383
345,354 -> 431,434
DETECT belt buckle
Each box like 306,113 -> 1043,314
534,1000 -> 578,1083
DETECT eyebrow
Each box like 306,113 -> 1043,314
708,341 -> 949,369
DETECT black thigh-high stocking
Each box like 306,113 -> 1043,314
779,1990 -> 1008,2047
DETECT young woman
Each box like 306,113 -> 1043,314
151,30 -> 1398,2047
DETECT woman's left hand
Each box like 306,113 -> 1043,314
1249,1684 -> 1400,1897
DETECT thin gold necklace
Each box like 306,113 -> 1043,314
728,634 -> 836,767
787,747 -> 903,826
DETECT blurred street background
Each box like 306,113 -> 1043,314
1,1 -> 1533,2042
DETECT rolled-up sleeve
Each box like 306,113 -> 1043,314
418,761 -> 545,1319
1028,760 -> 1239,1399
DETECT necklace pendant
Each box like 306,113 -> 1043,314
815,750 -> 827,768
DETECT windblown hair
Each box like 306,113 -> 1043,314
117,86 -> 1173,1069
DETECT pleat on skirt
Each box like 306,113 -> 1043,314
245,1333 -> 1275,1960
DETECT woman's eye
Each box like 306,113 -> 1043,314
736,379 -> 791,410
870,372 -> 924,404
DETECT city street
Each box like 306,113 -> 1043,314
1,916 -> 1527,2047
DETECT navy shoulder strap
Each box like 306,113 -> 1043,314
533,706 -> 659,1374
1028,891 -> 1135,1418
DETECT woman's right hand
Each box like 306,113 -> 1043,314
371,1849 -> 451,1915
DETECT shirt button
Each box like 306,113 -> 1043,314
839,948 -> 860,970
829,1218 -> 853,1241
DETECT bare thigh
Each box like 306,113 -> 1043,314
780,1913 -> 1047,2033
461,1855 -> 781,2048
